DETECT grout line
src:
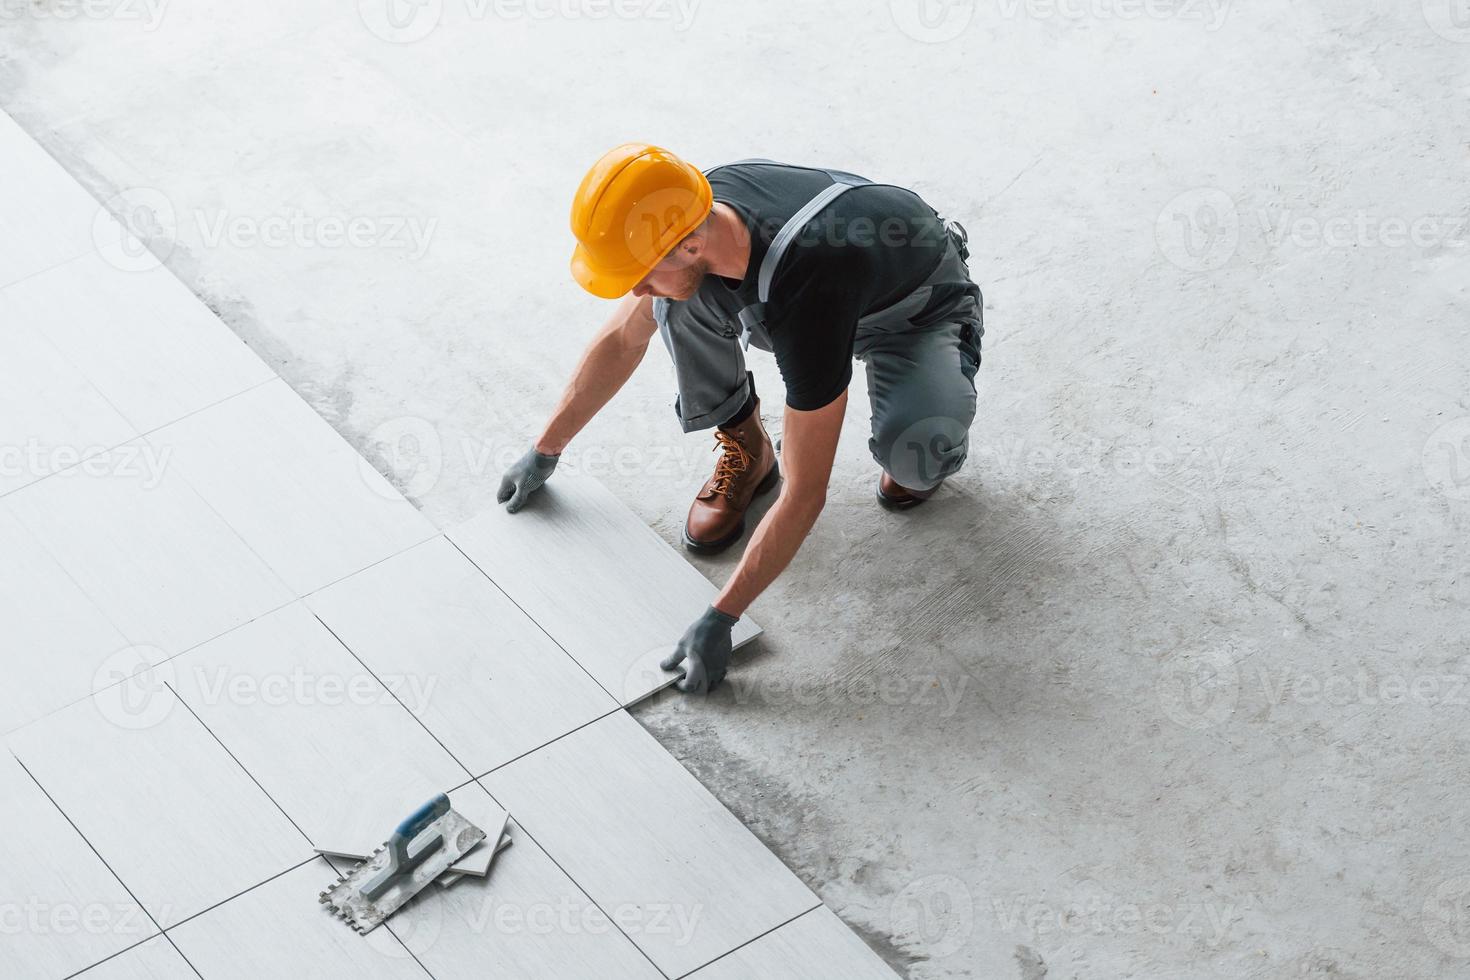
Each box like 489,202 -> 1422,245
60,936 -> 165,980
134,375 -> 280,441
296,529 -> 441,602
468,779 -> 672,980
0,374 -> 280,503
669,903 -> 824,979
466,705 -> 624,782
2,526 -> 444,740
0,242 -> 103,294
12,753 -> 172,975
166,681 -> 316,848
310,610 -> 481,784
158,931 -> 206,980
445,535 -> 624,704
155,855 -> 320,932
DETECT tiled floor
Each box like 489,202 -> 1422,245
0,111 -> 893,978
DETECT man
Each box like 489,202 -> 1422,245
497,144 -> 983,694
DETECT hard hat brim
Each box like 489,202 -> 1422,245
569,242 -> 656,300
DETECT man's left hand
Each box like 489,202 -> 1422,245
661,606 -> 740,694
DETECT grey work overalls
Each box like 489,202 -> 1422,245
654,160 -> 983,491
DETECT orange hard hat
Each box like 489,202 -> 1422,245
569,143 -> 713,298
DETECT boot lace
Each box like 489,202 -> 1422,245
709,430 -> 752,499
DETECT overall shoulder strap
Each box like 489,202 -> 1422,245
757,172 -> 868,304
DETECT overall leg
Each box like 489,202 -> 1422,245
655,290 -> 780,552
654,292 -> 752,433
861,246 -> 982,505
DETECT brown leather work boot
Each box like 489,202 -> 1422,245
877,471 -> 942,511
683,403 -> 780,554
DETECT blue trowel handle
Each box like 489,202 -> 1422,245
393,793 -> 450,843
360,794 -> 451,902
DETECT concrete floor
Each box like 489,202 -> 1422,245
3,2 -> 1467,976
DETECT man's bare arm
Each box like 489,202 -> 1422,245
535,294 -> 658,454
713,389 -> 848,616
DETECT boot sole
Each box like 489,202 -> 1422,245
876,486 -> 929,511
682,462 -> 781,554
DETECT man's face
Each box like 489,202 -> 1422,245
631,240 -> 708,301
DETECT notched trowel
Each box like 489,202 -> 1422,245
320,793 -> 486,933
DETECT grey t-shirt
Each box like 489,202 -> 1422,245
707,160 -> 954,410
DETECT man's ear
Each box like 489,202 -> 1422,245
675,230 -> 705,259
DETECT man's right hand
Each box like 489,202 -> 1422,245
497,446 -> 560,513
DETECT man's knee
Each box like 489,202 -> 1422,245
870,411 -> 972,490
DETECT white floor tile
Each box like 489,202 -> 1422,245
167,859 -> 431,980
71,937 -> 196,980
169,602 -> 475,848
0,110 -> 107,289
1,249 -> 274,434
686,906 -> 899,979
447,471 -> 762,705
390,819 -> 661,980
4,440 -> 293,657
0,507 -> 131,734
309,537 -> 617,775
6,688 -> 313,928
0,754 -> 156,978
482,712 -> 817,977
148,379 -> 435,596
0,322 -> 137,496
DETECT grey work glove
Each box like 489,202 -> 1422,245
661,606 -> 740,695
497,446 -> 560,513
